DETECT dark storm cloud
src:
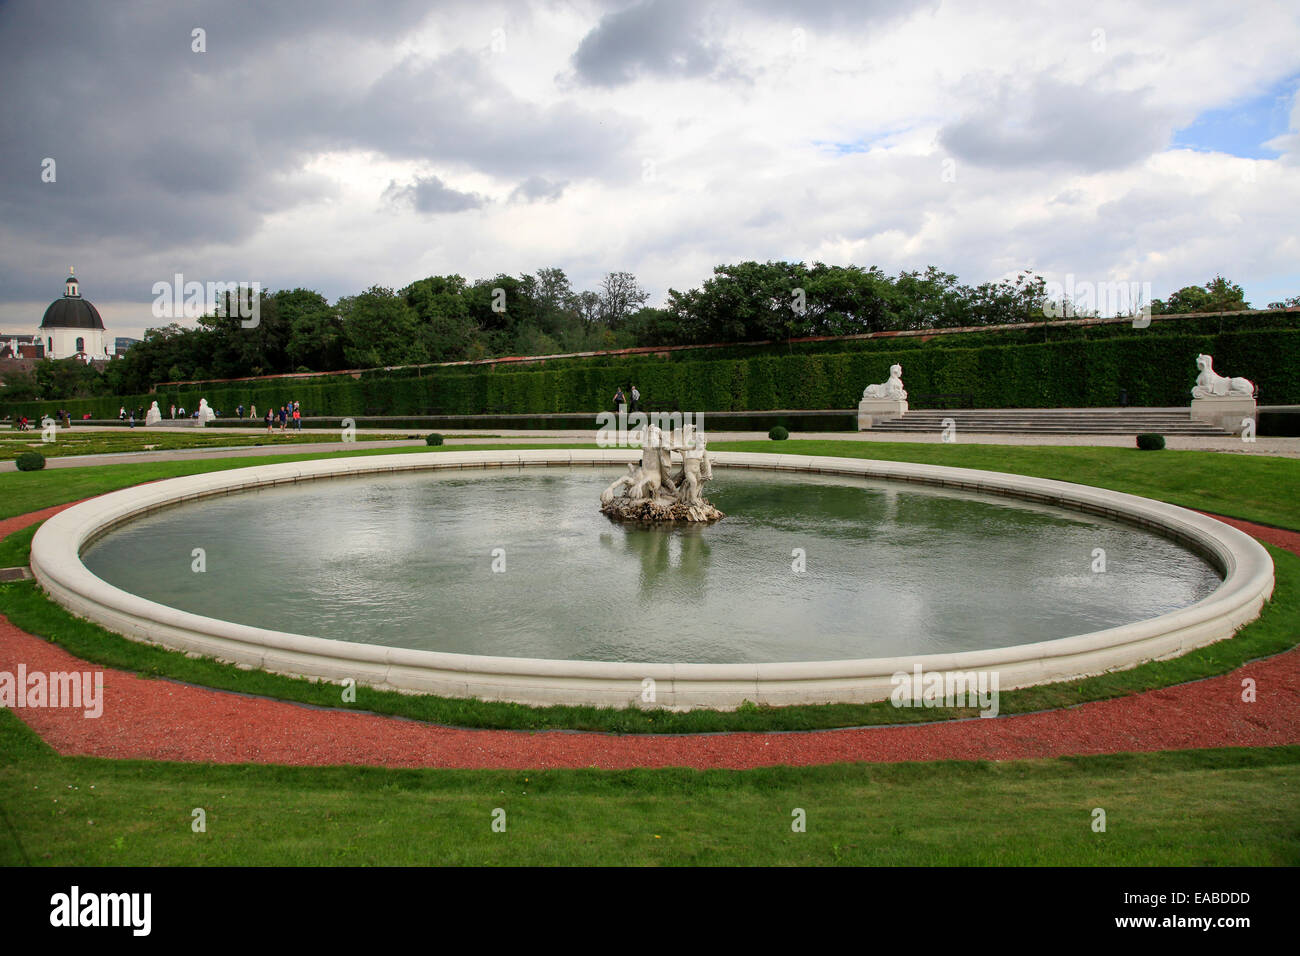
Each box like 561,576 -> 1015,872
385,175 -> 487,214
0,0 -> 630,301
939,77 -> 1178,171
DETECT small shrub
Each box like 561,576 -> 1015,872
425,433 -> 444,446
1136,433 -> 1166,450
768,425 -> 789,441
15,451 -> 46,471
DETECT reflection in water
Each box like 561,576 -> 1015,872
601,523 -> 713,600
82,467 -> 1222,664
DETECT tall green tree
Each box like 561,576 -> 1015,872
465,274 -> 544,355
893,267 -> 968,329
280,289 -> 344,371
34,358 -> 106,399
403,275 -> 478,362
1152,275 -> 1249,314
802,262 -> 898,336
200,289 -> 289,377
597,271 -> 650,329
340,286 -> 420,367
0,369 -> 39,401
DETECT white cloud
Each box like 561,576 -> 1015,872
2,0 -> 1299,340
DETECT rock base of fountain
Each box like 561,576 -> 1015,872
602,494 -> 724,524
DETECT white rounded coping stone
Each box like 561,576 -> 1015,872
30,449 -> 1276,711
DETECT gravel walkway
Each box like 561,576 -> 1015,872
3,427 -> 1297,471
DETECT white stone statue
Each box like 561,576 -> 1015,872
145,401 -> 162,425
601,425 -> 665,505
628,424 -> 668,500
675,432 -> 712,507
654,425 -> 678,495
195,398 -> 216,425
600,423 -> 722,522
1191,354 -> 1254,398
863,364 -> 907,401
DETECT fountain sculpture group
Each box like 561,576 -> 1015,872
600,424 -> 724,523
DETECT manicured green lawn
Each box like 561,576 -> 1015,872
0,712 -> 1295,866
0,427 -> 404,461
0,523 -> 38,569
718,440 -> 1300,531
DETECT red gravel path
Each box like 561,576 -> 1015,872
1,501 -> 1297,769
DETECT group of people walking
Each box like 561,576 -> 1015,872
262,401 -> 302,433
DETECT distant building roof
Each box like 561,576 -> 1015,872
41,298 -> 106,330
39,269 -> 106,331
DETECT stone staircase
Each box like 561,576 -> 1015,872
868,406 -> 1232,436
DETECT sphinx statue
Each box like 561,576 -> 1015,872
863,364 -> 907,401
1191,354 -> 1254,398
858,362 -> 909,429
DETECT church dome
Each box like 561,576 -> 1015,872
40,271 -> 105,330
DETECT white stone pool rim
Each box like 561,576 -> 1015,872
30,449 -> 1276,711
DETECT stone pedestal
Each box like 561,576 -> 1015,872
858,399 -> 908,430
1190,397 -> 1256,434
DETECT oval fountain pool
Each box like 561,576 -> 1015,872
31,450 -> 1275,709
80,467 -> 1221,665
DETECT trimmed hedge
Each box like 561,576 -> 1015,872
15,451 -> 46,471
6,327 -> 1298,420
1136,434 -> 1166,450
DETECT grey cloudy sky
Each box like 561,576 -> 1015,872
1,0 -> 1298,339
